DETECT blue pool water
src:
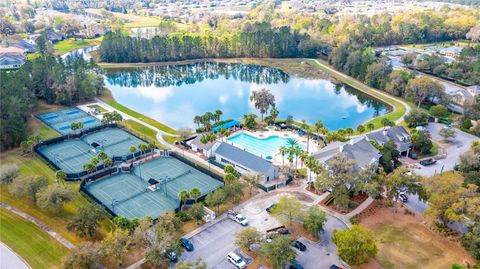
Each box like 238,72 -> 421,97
228,133 -> 305,158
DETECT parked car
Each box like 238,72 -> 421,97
227,251 -> 246,269
180,238 -> 194,251
164,250 -> 177,262
227,210 -> 249,226
419,158 -> 437,166
399,193 -> 408,202
292,240 -> 306,251
266,203 -> 277,213
330,265 -> 344,269
289,261 -> 305,269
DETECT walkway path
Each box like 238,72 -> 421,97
0,202 -> 74,250
88,99 -> 225,175
0,242 -> 31,269
311,59 -> 411,125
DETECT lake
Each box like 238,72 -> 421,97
103,62 -> 388,130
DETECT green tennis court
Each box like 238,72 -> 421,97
38,127 -> 147,174
84,157 -> 223,220
36,108 -> 100,135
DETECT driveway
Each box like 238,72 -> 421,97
410,123 -> 477,177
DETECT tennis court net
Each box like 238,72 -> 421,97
114,188 -> 147,205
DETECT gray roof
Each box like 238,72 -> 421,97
214,142 -> 275,174
312,137 -> 381,171
366,126 -> 411,152
0,53 -> 25,67
188,134 -> 214,150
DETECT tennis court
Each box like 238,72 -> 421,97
85,157 -> 223,219
36,108 -> 100,135
37,127 -> 148,174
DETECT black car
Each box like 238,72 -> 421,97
292,240 -> 307,251
419,158 -> 437,166
289,261 -> 305,269
399,193 -> 408,202
266,204 -> 277,213
180,238 -> 194,251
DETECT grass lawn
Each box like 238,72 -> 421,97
0,150 -> 110,245
100,90 -> 177,135
120,119 -> 158,144
27,117 -> 60,140
88,104 -> 108,113
309,59 -> 408,132
0,207 -> 69,269
53,37 -> 102,55
162,134 -> 178,144
358,203 -> 477,269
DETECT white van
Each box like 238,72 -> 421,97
227,251 -> 246,269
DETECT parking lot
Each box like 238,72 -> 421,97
409,123 -> 477,177
180,192 -> 349,269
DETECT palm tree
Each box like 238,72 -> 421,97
301,120 -> 311,153
286,138 -> 298,148
138,143 -> 147,157
249,88 -> 276,122
381,118 -> 391,129
357,125 -> 366,133
55,170 -> 67,183
200,133 -> 217,157
269,106 -> 279,124
189,188 -> 201,203
243,114 -> 258,129
367,123 -> 375,132
293,146 -> 302,170
300,150 -> 308,169
104,158 -> 113,168
345,128 -> 354,137
129,145 -> 137,160
97,151 -> 108,162
304,156 -> 317,182
219,128 -> 227,141
215,109 -> 223,122
179,190 -> 190,210
314,120 -> 324,134
193,116 -> 202,128
279,146 -> 287,168
83,162 -> 95,174
90,157 -> 100,172
224,130 -> 231,139
224,173 -> 237,185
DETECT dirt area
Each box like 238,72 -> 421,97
305,185 -> 324,196
320,192 -> 369,214
289,222 -> 319,243
356,199 -> 477,269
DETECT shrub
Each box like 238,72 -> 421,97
0,164 -> 19,184
176,211 -> 191,222
350,215 -> 360,225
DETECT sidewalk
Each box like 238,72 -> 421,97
0,202 -> 74,250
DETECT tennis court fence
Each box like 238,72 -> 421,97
34,123 -> 151,181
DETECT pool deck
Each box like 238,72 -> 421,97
225,128 -> 320,166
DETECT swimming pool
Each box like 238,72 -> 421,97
227,133 -> 305,159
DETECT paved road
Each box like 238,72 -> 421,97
0,242 -> 30,269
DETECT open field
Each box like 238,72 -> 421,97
85,9 -> 188,29
0,208 -> 69,269
0,149 -> 111,244
358,203 -> 477,269
53,37 -> 102,56
120,119 -> 158,144
100,90 -> 177,135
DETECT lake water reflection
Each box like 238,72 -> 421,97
103,62 -> 389,130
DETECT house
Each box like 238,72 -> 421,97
311,137 -> 381,172
366,126 -> 412,155
10,39 -> 36,53
212,142 -> 278,182
0,48 -> 26,69
438,46 -> 463,58
185,134 -> 215,158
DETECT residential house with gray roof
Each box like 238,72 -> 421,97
311,137 -> 381,172
186,134 -> 215,158
212,142 -> 278,182
366,126 -> 412,155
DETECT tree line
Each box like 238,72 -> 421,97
0,50 -> 104,151
99,22 -> 320,63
